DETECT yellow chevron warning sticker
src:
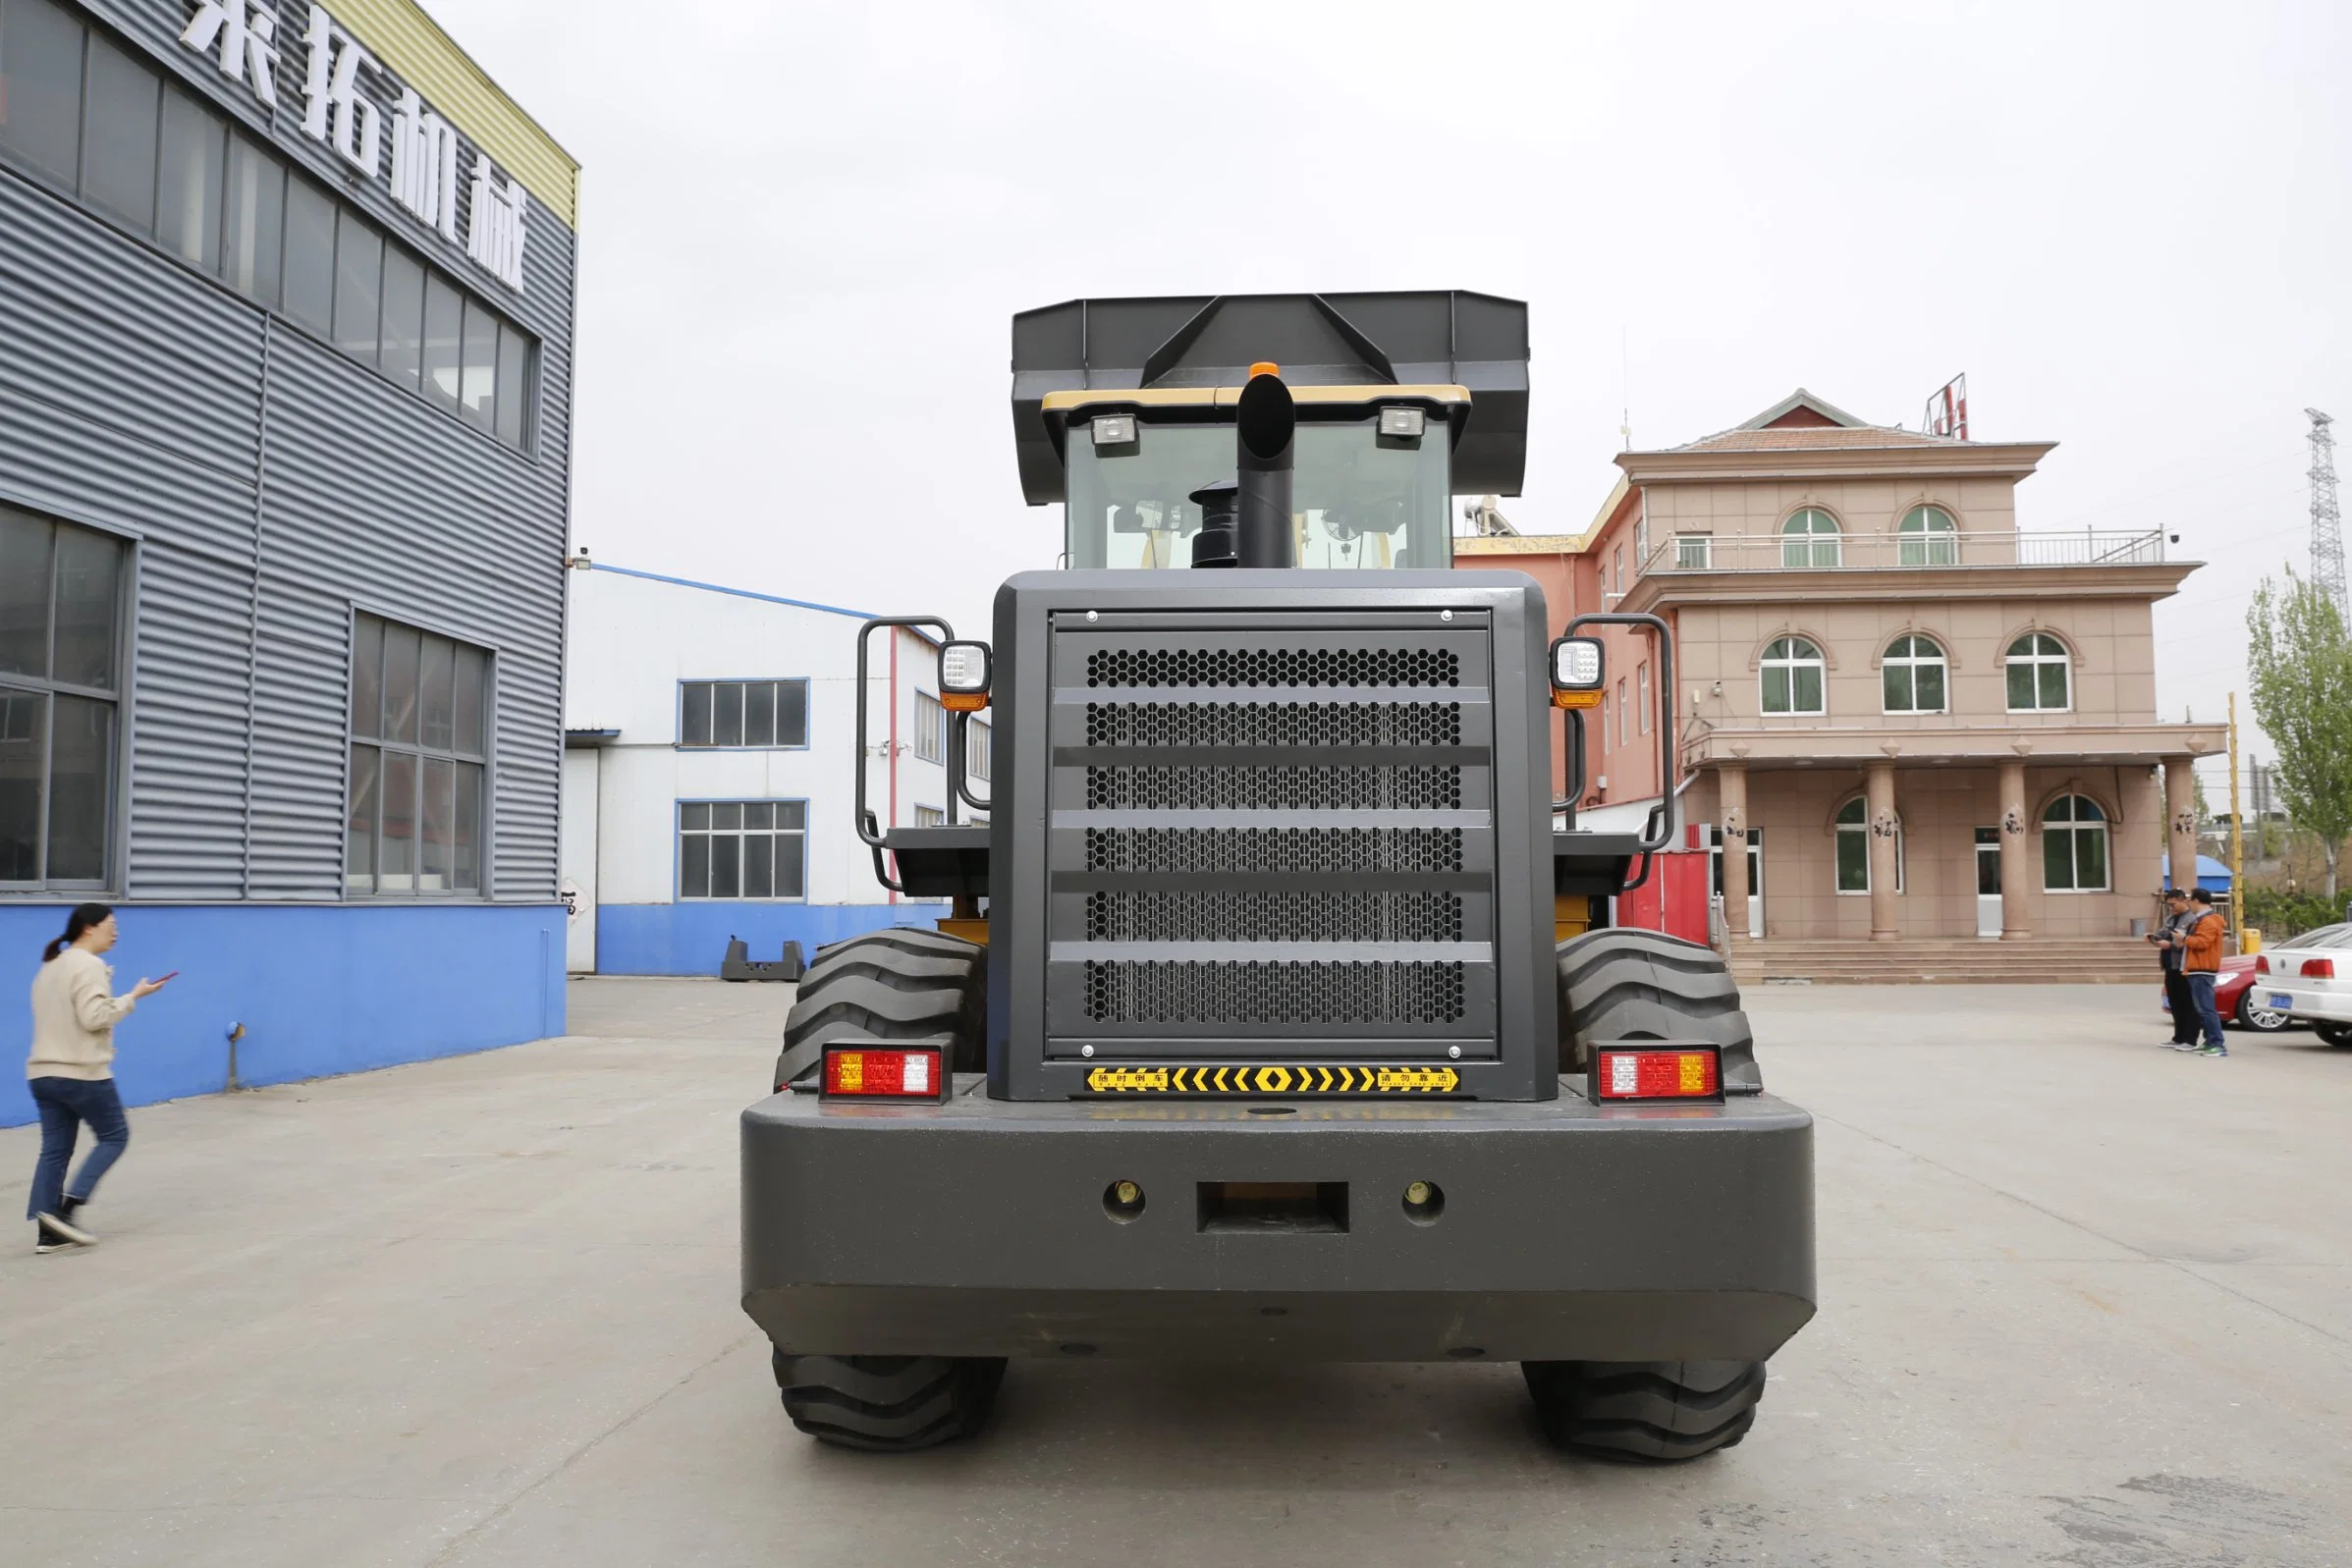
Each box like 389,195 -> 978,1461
1083,1064 -> 1462,1096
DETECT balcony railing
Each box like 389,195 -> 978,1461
1638,528 -> 2167,575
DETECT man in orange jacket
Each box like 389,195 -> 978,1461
2176,889 -> 2229,1056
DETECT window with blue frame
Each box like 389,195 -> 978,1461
680,800 -> 806,898
679,679 -> 808,747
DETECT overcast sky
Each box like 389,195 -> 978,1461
433,0 -> 2349,796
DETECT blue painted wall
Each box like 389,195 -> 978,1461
1,903 -> 566,1127
595,901 -> 941,976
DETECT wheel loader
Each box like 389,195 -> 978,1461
740,292 -> 1814,1458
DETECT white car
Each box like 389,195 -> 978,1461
2253,922 -> 2352,1048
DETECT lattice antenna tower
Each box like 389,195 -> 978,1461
2310,408 -> 2345,623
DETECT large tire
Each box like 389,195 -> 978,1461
774,1350 -> 1008,1451
775,928 -> 986,1090
1556,928 -> 1761,1093
1522,1360 -> 1765,1461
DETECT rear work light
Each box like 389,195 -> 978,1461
822,1046 -> 948,1103
1591,1045 -> 1723,1104
2302,957 -> 2336,980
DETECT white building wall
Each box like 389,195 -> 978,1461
561,565 -> 957,973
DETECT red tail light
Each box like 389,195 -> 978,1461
1593,1047 -> 1722,1103
823,1047 -> 945,1100
2256,954 -> 2270,974
2301,958 -> 2335,980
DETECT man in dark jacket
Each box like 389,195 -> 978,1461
2151,888 -> 2199,1046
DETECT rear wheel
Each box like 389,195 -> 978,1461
2317,1022 -> 2352,1049
773,1350 -> 1008,1451
2235,991 -> 2290,1032
1522,1360 -> 1765,1461
1556,928 -> 1761,1092
774,927 -> 986,1090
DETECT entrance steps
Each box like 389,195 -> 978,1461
1722,937 -> 2154,987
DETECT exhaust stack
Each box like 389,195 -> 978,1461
1234,366 -> 1295,568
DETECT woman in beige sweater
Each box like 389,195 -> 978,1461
26,904 -> 171,1254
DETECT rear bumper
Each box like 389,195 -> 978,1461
740,1078 -> 1815,1363
2271,985 -> 2352,1023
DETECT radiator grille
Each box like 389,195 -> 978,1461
1082,826 -> 1466,875
1083,700 -> 1463,749
1083,960 -> 1468,1025
1085,646 -> 1460,689
1085,891 -> 1465,944
1084,765 -> 1462,812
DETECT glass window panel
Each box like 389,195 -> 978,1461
1882,664 -> 1908,713
1915,662 -> 1944,713
418,635 -> 455,750
495,322 -> 529,448
742,801 -> 773,830
1835,828 -> 1868,892
743,835 -> 774,898
44,693 -> 108,882
459,297 -> 497,428
778,680 -> 807,746
680,801 -> 710,830
0,0 -> 84,184
1793,666 -> 1823,713
680,832 -> 708,897
419,755 -> 453,892
351,614 -> 383,738
1762,666 -> 1788,714
222,137 -> 283,307
421,274 -> 464,409
0,509 -> 53,678
2079,827 -> 2107,890
50,524 -> 118,691
710,834 -> 739,899
80,33 -> 158,233
2006,661 -> 2035,710
777,801 -> 807,831
681,682 -> 712,746
381,621 -> 420,744
2040,661 -> 2068,710
2044,828 -> 2073,892
345,742 -> 377,892
453,760 -> 482,891
710,801 -> 741,830
378,247 -> 424,391
743,681 -> 776,747
1977,839 -> 2002,896
452,643 -> 485,755
332,208 -> 382,361
281,177 -> 336,334
155,88 -> 225,271
715,682 -> 744,746
0,685 -> 48,881
379,749 -> 416,892
776,831 -> 804,897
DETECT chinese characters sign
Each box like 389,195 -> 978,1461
179,1 -> 526,293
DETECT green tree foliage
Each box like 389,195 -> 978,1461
2243,887 -> 2345,940
2247,570 -> 2352,896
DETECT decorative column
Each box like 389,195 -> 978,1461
1998,757 -> 2032,940
1865,761 -> 1900,941
2163,756 -> 2200,896
1720,764 -> 1750,940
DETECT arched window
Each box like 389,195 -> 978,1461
1781,507 -> 1842,568
1760,636 -> 1826,715
2005,632 -> 2071,712
2043,794 -> 2108,892
1835,797 -> 1903,893
1882,634 -> 1947,714
1898,505 -> 1958,566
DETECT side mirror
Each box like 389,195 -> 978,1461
939,641 -> 992,712
1549,635 -> 1605,709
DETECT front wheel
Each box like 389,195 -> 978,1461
1522,1360 -> 1766,1461
774,1350 -> 1008,1451
2236,991 -> 2291,1033
2317,1022 -> 2352,1049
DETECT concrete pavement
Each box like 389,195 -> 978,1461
2,977 -> 2348,1565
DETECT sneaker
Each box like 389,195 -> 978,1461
56,1195 -> 90,1237
33,1211 -> 93,1247
2165,1041 -> 2204,1052
2197,1045 -> 2228,1057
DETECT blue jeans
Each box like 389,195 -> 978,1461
2186,973 -> 2226,1049
26,1076 -> 130,1220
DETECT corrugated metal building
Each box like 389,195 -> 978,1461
562,564 -> 962,976
0,0 -> 578,1123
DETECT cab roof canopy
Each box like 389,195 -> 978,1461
1010,292 -> 1529,504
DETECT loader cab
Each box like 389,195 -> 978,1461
1054,392 -> 1462,570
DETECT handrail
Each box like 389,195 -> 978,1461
1563,611 -> 1676,855
853,617 -> 954,893
1636,527 -> 2166,577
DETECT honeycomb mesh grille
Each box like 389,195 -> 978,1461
1083,701 -> 1463,749
1085,891 -> 1464,944
1083,961 -> 1468,1024
1084,766 -> 1462,811
1083,827 -> 1466,875
1085,647 -> 1460,689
